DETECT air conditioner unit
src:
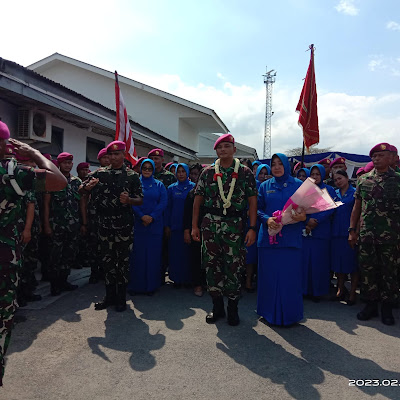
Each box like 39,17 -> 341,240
17,109 -> 52,143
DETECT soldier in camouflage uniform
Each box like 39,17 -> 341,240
81,141 -> 143,312
148,148 -> 177,284
0,123 -> 66,387
43,152 -> 82,296
192,134 -> 257,326
349,142 -> 400,325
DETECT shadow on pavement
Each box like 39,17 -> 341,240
216,319 -> 324,400
87,306 -> 165,372
274,324 -> 400,399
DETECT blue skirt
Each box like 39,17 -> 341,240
128,232 -> 162,293
246,242 -> 258,264
168,230 -> 192,284
330,237 -> 357,273
257,247 -> 303,326
302,237 -> 331,296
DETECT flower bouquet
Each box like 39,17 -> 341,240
268,177 -> 343,244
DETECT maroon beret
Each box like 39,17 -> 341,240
214,134 -> 235,150
0,121 -> 10,139
97,148 -> 108,160
77,162 -> 90,171
148,148 -> 164,157
107,141 -> 126,153
369,143 -> 391,158
364,161 -> 374,172
330,157 -> 346,168
57,152 -> 73,162
356,167 -> 365,176
389,144 -> 398,154
317,158 -> 331,166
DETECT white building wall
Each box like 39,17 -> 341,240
36,63 -> 201,150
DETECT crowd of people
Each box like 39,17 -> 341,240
1,118 -> 399,386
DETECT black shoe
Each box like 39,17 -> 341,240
60,281 -> 78,291
381,303 -> 395,326
206,296 -> 225,324
227,299 -> 240,326
311,296 -> 321,303
89,276 -> 99,284
357,302 -> 378,321
115,284 -> 127,312
25,293 -> 42,302
50,279 -> 61,296
95,285 -> 117,310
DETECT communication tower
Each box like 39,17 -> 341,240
263,68 -> 277,159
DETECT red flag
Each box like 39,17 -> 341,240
296,45 -> 319,151
115,71 -> 138,164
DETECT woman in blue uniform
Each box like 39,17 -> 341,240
331,170 -> 359,305
128,159 -> 168,295
257,153 -> 306,326
166,163 -> 195,287
302,164 -> 336,301
255,164 -> 271,189
296,167 -> 310,182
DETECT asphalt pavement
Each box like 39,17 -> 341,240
3,271 -> 400,400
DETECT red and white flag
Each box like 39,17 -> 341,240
296,44 -> 319,151
115,71 -> 138,163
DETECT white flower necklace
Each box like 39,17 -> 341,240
214,158 -> 240,215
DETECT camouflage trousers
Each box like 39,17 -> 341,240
98,225 -> 133,285
87,215 -> 102,277
0,244 -> 20,386
358,242 -> 399,303
20,232 -> 39,287
48,228 -> 79,279
201,215 -> 246,301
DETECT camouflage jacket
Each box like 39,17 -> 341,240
18,190 -> 40,235
0,159 -> 46,248
49,175 -> 82,231
355,168 -> 400,244
89,165 -> 143,229
154,169 -> 177,188
195,161 -> 257,219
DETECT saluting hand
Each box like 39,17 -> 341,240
120,191 -> 131,204
9,138 -> 36,158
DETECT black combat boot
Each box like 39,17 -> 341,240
357,301 -> 378,321
59,272 -> 78,292
381,302 -> 395,325
95,285 -> 117,310
206,296 -> 225,324
227,298 -> 240,326
115,284 -> 127,312
50,274 -> 61,296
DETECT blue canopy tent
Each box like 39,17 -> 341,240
259,151 -> 371,178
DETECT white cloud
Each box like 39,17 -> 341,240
368,55 -> 400,76
335,0 -> 359,16
129,72 -> 400,157
386,21 -> 400,31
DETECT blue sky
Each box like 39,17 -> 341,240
2,0 -> 399,157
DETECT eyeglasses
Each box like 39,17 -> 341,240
142,167 -> 153,171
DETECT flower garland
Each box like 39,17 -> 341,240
214,158 -> 240,215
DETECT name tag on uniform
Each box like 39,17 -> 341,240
266,190 -> 276,194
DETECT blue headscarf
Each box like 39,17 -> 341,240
256,164 -> 271,181
176,163 -> 190,189
297,167 -> 310,178
310,164 -> 326,187
271,153 -> 290,184
140,158 -> 156,188
169,163 -> 178,173
252,160 -> 262,167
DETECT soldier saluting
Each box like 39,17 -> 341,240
0,122 -> 67,387
192,134 -> 257,326
80,141 -> 143,312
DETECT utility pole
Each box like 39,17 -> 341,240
263,68 -> 277,159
